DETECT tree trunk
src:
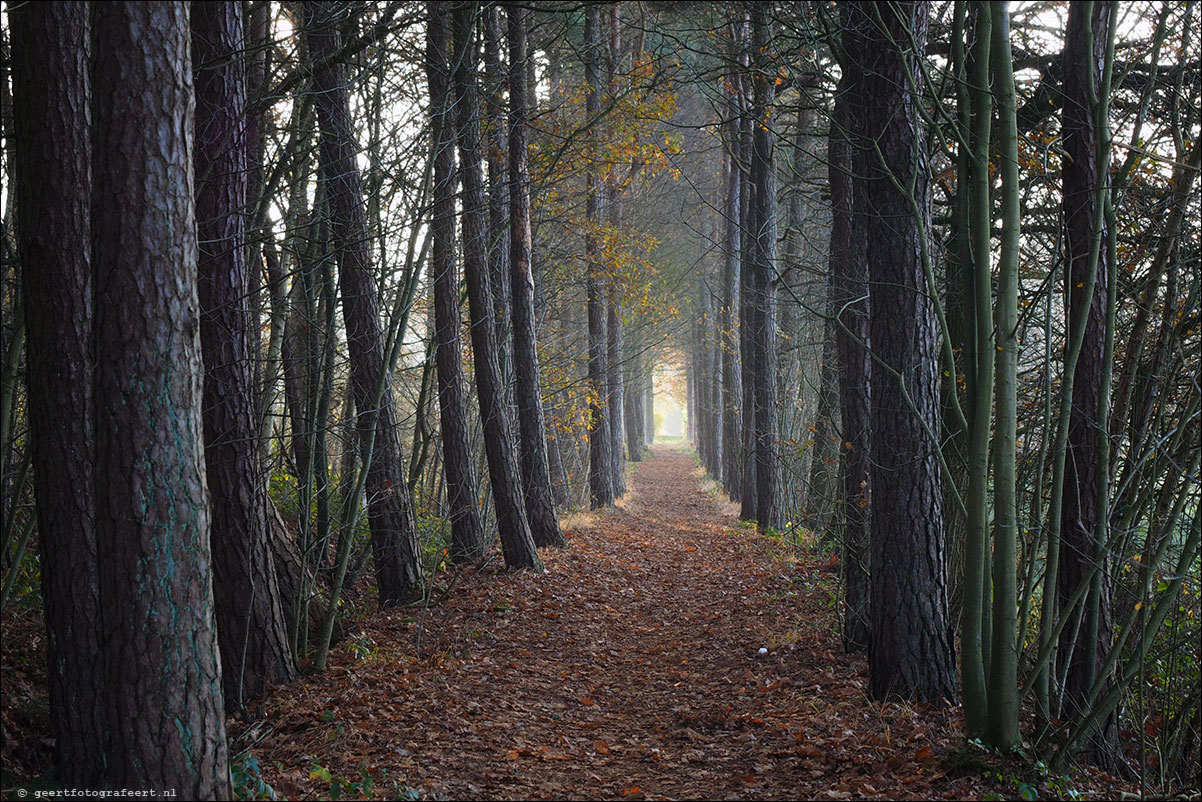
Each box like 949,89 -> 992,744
508,4 -> 566,548
193,0 -> 295,710
606,4 -> 627,497
806,323 -> 839,536
91,3 -> 231,793
748,6 -> 779,533
986,0 -> 1022,749
847,0 -> 958,703
304,0 -> 423,604
608,303 -> 627,494
960,1 -> 995,737
483,4 -> 513,408
737,12 -> 756,519
585,4 -> 614,509
451,2 -> 543,570
828,47 -> 871,653
426,1 -> 485,563
645,371 -> 655,445
10,2 -> 105,785
624,350 -> 644,461
721,76 -> 744,500
1057,0 -> 1119,766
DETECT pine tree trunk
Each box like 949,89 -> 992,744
645,372 -> 655,445
828,51 -> 871,654
806,324 -> 839,536
608,303 -> 627,495
737,16 -> 757,520
483,5 -> 513,408
749,6 -> 779,533
508,4 -> 566,548
193,0 -> 295,710
585,4 -> 614,509
624,350 -> 644,461
91,4 -> 231,793
721,83 -> 744,500
451,2 -> 543,571
426,1 -> 485,563
304,0 -> 423,603
10,2 -> 105,785
1057,0 -> 1119,766
847,0 -> 958,703
606,5 -> 627,497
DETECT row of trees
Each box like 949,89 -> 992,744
683,0 -> 1198,780
2,0 -> 679,794
1,0 -> 1197,794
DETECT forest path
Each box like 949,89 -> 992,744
247,445 -> 992,800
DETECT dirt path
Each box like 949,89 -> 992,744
247,445 -> 998,800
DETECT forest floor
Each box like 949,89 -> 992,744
1,445 -> 1141,800
228,444 -> 1133,801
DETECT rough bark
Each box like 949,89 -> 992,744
304,0 -> 423,603
192,0 -> 296,711
847,0 -> 958,702
91,3 -> 231,794
748,6 -> 779,533
451,2 -> 543,570
1057,0 -> 1119,764
508,4 -> 566,548
828,54 -> 871,654
721,85 -> 744,501
10,1 -> 105,785
737,19 -> 757,520
483,4 -> 512,406
585,4 -> 614,509
426,1 -> 485,563
606,3 -> 627,498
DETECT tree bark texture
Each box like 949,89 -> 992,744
606,4 -> 627,498
748,6 -> 779,533
10,1 -> 105,785
508,4 -> 566,547
1058,0 -> 1118,761
91,3 -> 231,794
737,42 -> 757,521
585,4 -> 614,509
721,86 -> 743,501
426,1 -> 486,563
304,0 -> 424,604
483,4 -> 513,407
451,2 -> 543,570
828,51 -> 871,654
192,0 -> 296,711
846,0 -> 958,703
